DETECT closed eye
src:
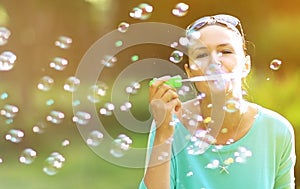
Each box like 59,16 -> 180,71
196,53 -> 208,59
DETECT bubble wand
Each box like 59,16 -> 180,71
149,72 -> 247,88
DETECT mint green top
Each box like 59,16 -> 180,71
139,106 -> 296,189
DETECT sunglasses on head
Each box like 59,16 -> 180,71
186,14 -> 245,42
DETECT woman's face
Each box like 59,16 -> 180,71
186,24 -> 250,94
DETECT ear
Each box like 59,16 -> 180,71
243,55 -> 251,75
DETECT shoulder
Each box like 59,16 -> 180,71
255,104 -> 294,138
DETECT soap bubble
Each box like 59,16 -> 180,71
169,50 -> 184,64
0,51 -> 17,71
63,76 -> 80,92
131,55 -> 139,62
87,82 -> 108,103
5,129 -> 25,143
43,152 -> 66,176
72,111 -> 91,125
125,81 -> 141,94
117,22 -> 130,33
54,36 -> 72,49
32,122 -> 48,134
115,40 -> 123,47
61,139 -> 70,147
172,2 -> 189,17
45,99 -> 55,106
110,134 -> 132,158
86,130 -> 104,147
99,102 -> 115,116
120,102 -> 132,111
37,76 -> 54,91
234,146 -> 252,163
19,148 -> 37,164
101,55 -> 117,68
46,110 -> 65,124
157,151 -> 169,161
223,99 -> 240,113
187,129 -> 215,155
269,59 -> 282,71
129,3 -> 153,20
49,57 -> 68,71
0,92 -> 8,100
0,104 -> 19,118
0,27 -> 11,46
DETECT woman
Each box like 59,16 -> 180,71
139,14 -> 296,189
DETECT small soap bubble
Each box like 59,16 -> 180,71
130,3 -> 153,20
206,159 -> 220,169
170,41 -> 178,48
269,59 -> 282,71
0,27 -> 11,46
43,152 -> 66,176
169,50 -> 184,64
125,81 -> 141,94
63,76 -> 80,92
226,138 -> 235,145
46,110 -> 65,124
172,2 -> 189,17
49,57 -> 68,71
223,99 -> 240,113
120,102 -> 132,111
19,148 -> 37,164
115,40 -> 123,47
72,111 -> 91,125
5,118 -> 13,124
131,55 -> 139,62
178,85 -> 191,97
179,37 -> 189,46
188,31 -> 201,41
186,171 -> 193,177
221,128 -> 228,134
46,99 -> 55,106
87,82 -> 108,103
54,36 -> 72,49
5,129 -> 24,143
32,122 -> 47,134
224,157 -> 234,165
72,99 -> 80,106
187,130 -> 215,155
0,104 -> 18,118
86,130 -> 104,147
37,76 -> 54,91
0,157 -> 3,164
61,139 -> 70,147
99,102 -> 115,116
0,92 -> 8,100
0,51 -> 17,71
110,134 -> 132,158
118,22 -> 130,33
101,55 -> 117,68
157,151 -> 169,161
234,146 -> 252,163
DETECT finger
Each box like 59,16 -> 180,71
154,84 -> 176,99
168,98 -> 182,113
149,76 -> 171,98
161,88 -> 179,102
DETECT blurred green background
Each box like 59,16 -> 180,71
0,0 -> 299,188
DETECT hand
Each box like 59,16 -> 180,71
149,76 -> 182,139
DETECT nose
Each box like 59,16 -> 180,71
210,52 -> 222,66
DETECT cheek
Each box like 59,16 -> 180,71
220,56 -> 244,72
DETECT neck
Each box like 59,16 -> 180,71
199,93 -> 248,145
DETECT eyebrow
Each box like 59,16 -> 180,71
192,43 -> 233,50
